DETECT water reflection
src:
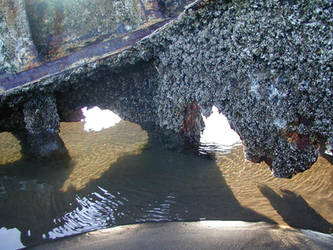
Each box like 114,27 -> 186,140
46,137 -> 274,242
0,120 -> 332,248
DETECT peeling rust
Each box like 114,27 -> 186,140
0,19 -> 172,91
182,102 -> 204,144
0,0 -> 332,178
48,0 -> 65,58
285,131 -> 320,152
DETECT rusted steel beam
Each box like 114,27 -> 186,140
0,19 -> 171,92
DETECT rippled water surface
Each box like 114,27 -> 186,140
0,120 -> 332,248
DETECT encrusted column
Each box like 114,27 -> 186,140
22,94 -> 67,158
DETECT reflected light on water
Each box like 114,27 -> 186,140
82,107 -> 121,132
0,117 -> 332,247
200,106 -> 241,152
199,220 -> 250,228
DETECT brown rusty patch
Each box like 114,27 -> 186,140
6,0 -> 18,25
183,102 -> 200,133
60,108 -> 84,122
0,19 -> 172,91
22,58 -> 40,71
48,0 -> 65,58
285,131 -> 319,151
263,157 -> 273,166
284,114 -> 321,151
182,102 -> 203,144
185,0 -> 213,13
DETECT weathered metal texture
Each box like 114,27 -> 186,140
0,0 -> 39,77
21,94 -> 67,158
25,0 -> 146,61
183,102 -> 204,144
0,0 -> 332,178
0,0 -> 195,160
0,0 -> 194,89
0,19 -> 171,91
23,0 -> 193,62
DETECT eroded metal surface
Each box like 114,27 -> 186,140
1,0 -> 195,89
0,19 -> 171,91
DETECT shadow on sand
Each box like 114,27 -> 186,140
0,128 -> 276,247
259,185 -> 333,234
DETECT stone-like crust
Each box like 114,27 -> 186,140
0,0 -> 332,177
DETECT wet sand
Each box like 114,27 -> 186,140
1,121 -> 332,247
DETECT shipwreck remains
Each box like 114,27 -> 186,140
0,0 -> 332,178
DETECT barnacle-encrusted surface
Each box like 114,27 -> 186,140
1,0 -> 332,177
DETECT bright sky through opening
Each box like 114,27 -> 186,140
201,106 -> 240,146
81,106 -> 241,148
82,107 -> 121,132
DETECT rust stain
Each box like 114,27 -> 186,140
5,0 -> 18,25
263,157 -> 273,166
183,102 -> 200,134
0,19 -> 172,91
48,0 -> 65,58
285,131 -> 319,151
284,115 -> 321,151
22,60 -> 40,71
144,0 -> 164,20
182,102 -> 203,144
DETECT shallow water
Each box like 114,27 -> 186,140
0,120 -> 332,248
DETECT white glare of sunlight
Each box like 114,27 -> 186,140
325,148 -> 333,156
0,227 -> 25,249
81,107 -> 121,132
201,106 -> 240,146
199,220 -> 250,229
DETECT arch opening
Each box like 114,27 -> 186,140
200,106 -> 241,154
81,106 -> 122,132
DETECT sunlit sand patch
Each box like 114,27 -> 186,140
0,132 -> 22,166
200,106 -> 333,228
216,145 -> 333,228
59,121 -> 148,192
